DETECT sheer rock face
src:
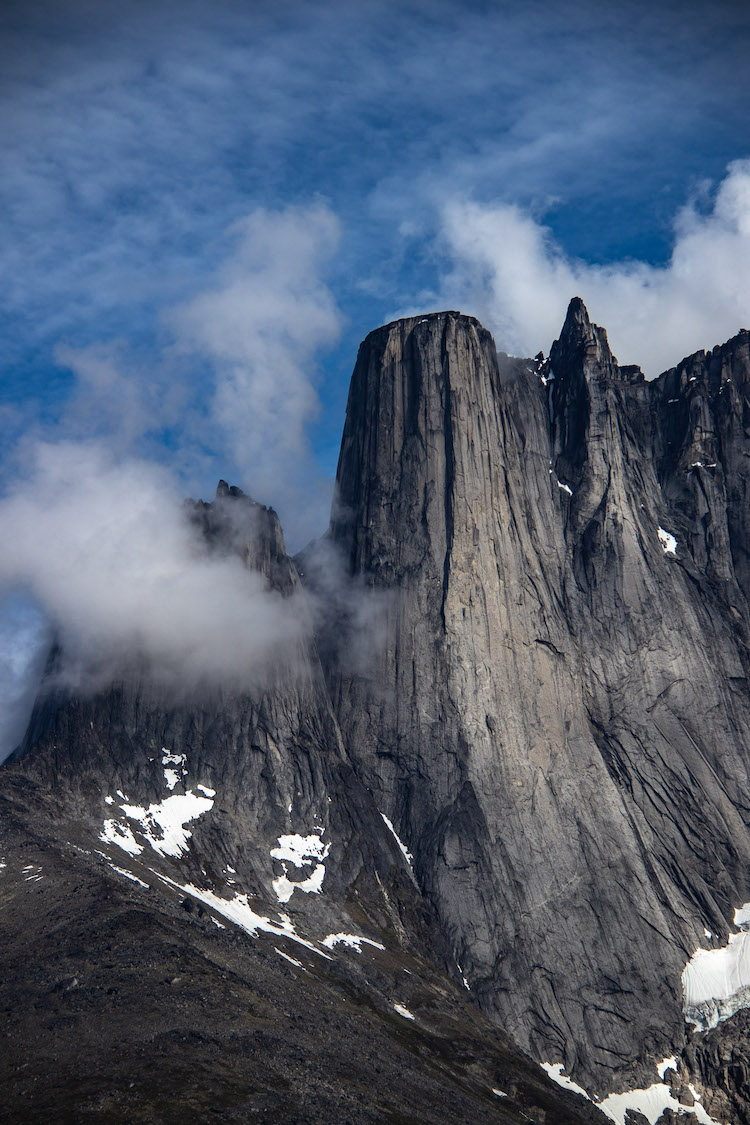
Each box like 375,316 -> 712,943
651,329 -> 750,600
326,305 -> 750,1096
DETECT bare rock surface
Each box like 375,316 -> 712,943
325,305 -> 750,1102
8,302 -> 750,1120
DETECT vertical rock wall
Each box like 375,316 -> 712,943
327,305 -> 750,1095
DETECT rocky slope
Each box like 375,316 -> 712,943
6,301 -> 750,1123
0,479 -> 603,1124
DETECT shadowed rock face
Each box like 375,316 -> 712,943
9,483 -> 420,940
326,305 -> 750,1098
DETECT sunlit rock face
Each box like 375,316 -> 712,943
2,476 -> 603,1125
325,304 -> 750,1101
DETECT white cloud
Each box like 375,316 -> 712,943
0,201 -> 345,757
0,593 -> 50,760
432,159 -> 750,375
0,441 -> 310,712
169,202 -> 342,539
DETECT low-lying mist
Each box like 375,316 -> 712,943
0,443 -> 312,710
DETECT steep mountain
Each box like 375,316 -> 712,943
5,301 -> 750,1124
324,305 -> 750,1119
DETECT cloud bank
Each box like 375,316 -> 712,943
0,442 -> 309,704
432,160 -> 750,375
0,202 -> 344,756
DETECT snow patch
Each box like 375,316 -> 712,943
658,527 -> 678,555
270,830 -> 330,904
117,792 -> 214,857
321,933 -> 385,953
274,947 -> 304,967
540,1063 -> 590,1100
542,1063 -> 722,1124
379,813 -> 413,865
100,818 -> 143,856
108,862 -> 149,889
656,1056 -> 678,1080
161,751 -> 187,791
597,1083 -> 720,1124
100,789 -> 214,859
153,873 -> 332,958
272,864 -> 325,905
271,832 -> 329,868
393,1003 -> 415,1020
556,478 -> 573,496
196,784 -> 215,797
683,902 -> 750,1029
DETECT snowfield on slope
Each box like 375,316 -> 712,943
683,903 -> 750,1029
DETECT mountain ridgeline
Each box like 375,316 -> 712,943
4,301 -> 750,1123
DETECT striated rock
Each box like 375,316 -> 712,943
0,476 -> 603,1124
325,305 -> 750,1099
684,1008 -> 750,1124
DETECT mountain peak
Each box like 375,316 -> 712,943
215,478 -> 247,500
563,295 -> 591,329
550,296 -> 617,380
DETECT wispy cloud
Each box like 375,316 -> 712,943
425,160 -> 750,374
0,201 -> 344,756
0,592 -> 49,760
168,203 -> 342,538
3,0 -> 749,379
0,441 -> 309,703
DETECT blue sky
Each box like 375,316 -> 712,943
4,0 -> 750,491
2,0 -> 750,750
